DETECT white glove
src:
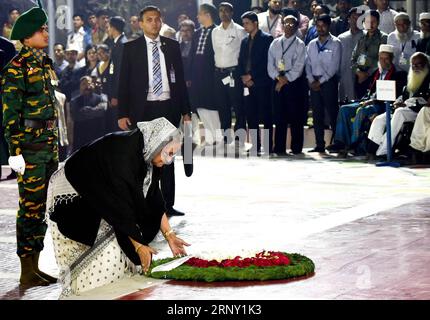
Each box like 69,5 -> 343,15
8,155 -> 26,175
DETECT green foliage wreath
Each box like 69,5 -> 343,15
149,253 -> 315,282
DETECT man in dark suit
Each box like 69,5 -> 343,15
0,36 -> 16,180
118,6 -> 191,217
238,11 -> 274,156
106,16 -> 127,133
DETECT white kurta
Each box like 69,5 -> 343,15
338,29 -> 365,101
410,107 -> 430,152
387,31 -> 421,72
368,106 -> 418,156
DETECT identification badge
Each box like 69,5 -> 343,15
109,63 -> 114,74
170,68 -> 176,83
229,78 -> 235,88
243,87 -> 250,96
278,59 -> 286,72
399,53 -> 408,66
222,76 -> 230,86
358,54 -> 367,66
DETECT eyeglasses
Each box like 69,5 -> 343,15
283,22 -> 296,27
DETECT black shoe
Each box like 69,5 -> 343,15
326,143 -> 344,153
308,147 -> 326,153
166,208 -> 185,217
337,150 -> 349,159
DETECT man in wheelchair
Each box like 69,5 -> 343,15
367,52 -> 430,159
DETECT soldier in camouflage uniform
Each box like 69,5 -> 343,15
1,0 -> 59,287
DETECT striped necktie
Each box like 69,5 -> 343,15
151,41 -> 162,97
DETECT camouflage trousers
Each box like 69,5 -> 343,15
16,143 -> 58,257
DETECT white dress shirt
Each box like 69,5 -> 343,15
212,20 -> 247,68
67,26 -> 86,54
257,10 -> 283,38
144,35 -> 171,101
378,8 -> 398,35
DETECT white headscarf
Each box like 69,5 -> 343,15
136,117 -> 181,197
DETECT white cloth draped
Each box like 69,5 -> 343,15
410,107 -> 430,153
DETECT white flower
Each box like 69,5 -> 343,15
193,249 -> 265,262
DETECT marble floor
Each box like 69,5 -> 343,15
1,152 -> 429,300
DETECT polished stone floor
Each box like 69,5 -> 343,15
1,152 -> 429,300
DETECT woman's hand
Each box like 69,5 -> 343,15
167,234 -> 191,257
136,245 -> 158,274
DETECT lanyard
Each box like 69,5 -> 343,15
281,37 -> 295,57
317,39 -> 329,53
267,15 -> 279,33
401,42 -> 407,53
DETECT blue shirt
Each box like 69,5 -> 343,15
305,34 -> 342,85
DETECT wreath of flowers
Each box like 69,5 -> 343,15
149,251 -> 315,282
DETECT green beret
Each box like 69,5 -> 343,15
10,2 -> 48,41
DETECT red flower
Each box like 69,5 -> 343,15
185,251 -> 290,268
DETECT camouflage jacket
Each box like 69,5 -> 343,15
1,46 -> 58,156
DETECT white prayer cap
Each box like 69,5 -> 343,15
394,12 -> 410,23
284,15 -> 298,22
419,12 -> 430,21
379,44 -> 394,54
65,42 -> 80,53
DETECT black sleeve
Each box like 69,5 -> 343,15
118,44 -> 131,119
238,40 -> 246,77
111,43 -> 125,99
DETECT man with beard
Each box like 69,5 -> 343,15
257,0 -> 283,38
416,13 -> 430,55
351,10 -> 387,99
367,52 -> 430,157
333,44 -> 407,157
387,12 -> 420,72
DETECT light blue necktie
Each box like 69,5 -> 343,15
151,41 -> 162,97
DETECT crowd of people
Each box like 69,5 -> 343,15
2,0 -> 430,168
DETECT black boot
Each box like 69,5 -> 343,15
32,252 -> 57,283
6,171 -> 16,180
19,256 -> 50,287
